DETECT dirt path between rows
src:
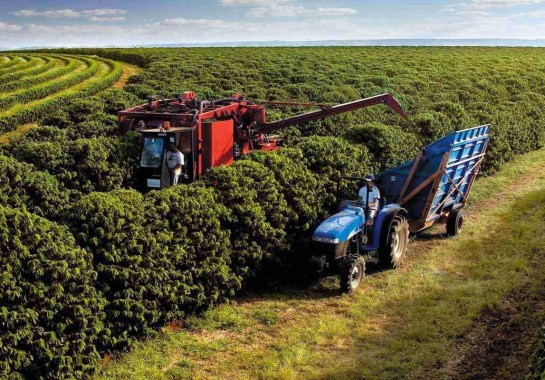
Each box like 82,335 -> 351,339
446,290 -> 545,380
112,62 -> 142,89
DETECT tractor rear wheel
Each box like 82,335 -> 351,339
378,214 -> 409,269
446,208 -> 464,237
339,254 -> 365,294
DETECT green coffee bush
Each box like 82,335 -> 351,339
11,135 -> 139,193
143,184 -> 241,310
65,190 -> 190,350
345,122 -> 422,170
0,206 -> 105,379
0,155 -> 70,219
245,148 -> 324,235
204,161 -> 293,276
294,136 -> 373,209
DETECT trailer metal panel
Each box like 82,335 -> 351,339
377,125 -> 490,232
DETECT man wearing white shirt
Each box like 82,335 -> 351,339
358,174 -> 381,224
166,144 -> 184,185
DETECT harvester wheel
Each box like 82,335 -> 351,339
339,254 -> 365,294
446,208 -> 464,237
378,214 -> 409,269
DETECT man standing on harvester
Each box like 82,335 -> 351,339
166,144 -> 184,185
358,175 -> 380,225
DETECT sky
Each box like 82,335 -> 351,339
1,0 -> 545,48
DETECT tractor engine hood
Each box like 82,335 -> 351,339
313,206 -> 366,244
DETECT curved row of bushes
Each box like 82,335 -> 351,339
0,55 -> 59,85
0,56 -> 44,76
0,57 -> 98,111
0,56 -> 77,93
0,56 -> 28,73
0,55 -> 123,133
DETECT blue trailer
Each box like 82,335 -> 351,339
312,125 -> 491,293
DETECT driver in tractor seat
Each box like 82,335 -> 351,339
166,144 -> 185,185
358,174 -> 381,225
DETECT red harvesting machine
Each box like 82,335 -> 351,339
119,91 -> 406,190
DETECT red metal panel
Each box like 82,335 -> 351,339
202,120 -> 234,173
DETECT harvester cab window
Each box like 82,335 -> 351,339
140,137 -> 164,168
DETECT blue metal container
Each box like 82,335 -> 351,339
376,124 -> 490,232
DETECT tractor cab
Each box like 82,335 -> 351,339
139,126 -> 196,190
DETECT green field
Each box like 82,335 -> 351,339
0,53 -> 123,133
1,47 -> 545,379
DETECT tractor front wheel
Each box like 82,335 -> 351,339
339,254 -> 366,294
378,214 -> 409,269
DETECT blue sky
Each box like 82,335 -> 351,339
1,0 -> 545,47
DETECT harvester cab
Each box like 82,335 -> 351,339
118,92 -> 407,191
139,126 -> 194,188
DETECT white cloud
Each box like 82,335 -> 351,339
89,16 -> 126,22
0,22 -> 23,31
13,8 -> 127,19
163,18 -> 229,27
219,0 -> 356,18
247,5 -> 357,18
468,0 -> 545,8
451,0 -> 545,15
220,0 -> 288,5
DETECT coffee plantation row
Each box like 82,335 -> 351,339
0,53 -> 123,133
2,47 -> 545,379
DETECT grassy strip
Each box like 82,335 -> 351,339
0,55 -> 61,85
0,56 -> 77,93
0,57 -> 122,133
95,148 -> 545,380
0,57 -> 96,111
111,62 -> 143,89
0,124 -> 37,144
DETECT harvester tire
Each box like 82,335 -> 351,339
447,208 -> 464,237
339,254 -> 365,294
378,214 -> 409,269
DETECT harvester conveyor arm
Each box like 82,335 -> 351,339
256,93 -> 407,134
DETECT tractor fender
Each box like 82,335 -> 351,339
371,204 -> 408,251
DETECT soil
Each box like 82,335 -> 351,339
446,290 -> 545,380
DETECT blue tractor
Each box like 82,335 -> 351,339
312,125 -> 491,293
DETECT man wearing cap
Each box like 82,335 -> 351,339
358,174 -> 381,224
166,144 -> 184,185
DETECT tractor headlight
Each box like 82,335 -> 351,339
313,236 -> 340,244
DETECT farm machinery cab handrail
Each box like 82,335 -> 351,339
313,125 -> 491,293
118,92 -> 406,190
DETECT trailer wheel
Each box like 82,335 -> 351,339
378,214 -> 409,269
339,254 -> 365,294
447,208 -> 464,237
